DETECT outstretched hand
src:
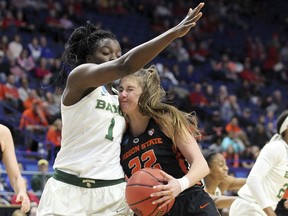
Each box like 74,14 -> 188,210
150,170 -> 182,210
173,2 -> 205,38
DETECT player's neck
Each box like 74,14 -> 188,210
128,115 -> 150,137
204,176 -> 222,194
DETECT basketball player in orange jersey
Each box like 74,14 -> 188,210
275,188 -> 288,216
229,110 -> 288,216
119,66 -> 220,215
38,2 -> 205,215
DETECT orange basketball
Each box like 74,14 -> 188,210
125,168 -> 175,216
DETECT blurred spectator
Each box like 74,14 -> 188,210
157,63 -> 179,89
2,74 -> 22,110
23,89 -> 42,110
249,123 -> 270,150
174,40 -> 190,62
16,48 -> 36,74
217,85 -> 229,105
225,116 -> 249,147
189,83 -> 209,106
220,94 -> 242,122
18,77 -> 32,104
240,145 -> 259,169
264,110 -> 277,130
222,144 -> 240,168
265,90 -> 286,115
45,118 -> 61,159
204,84 -> 219,110
14,9 -> 35,32
188,83 -> 209,119
31,159 -> 51,193
188,40 -> 211,63
39,36 -> 55,62
237,108 -> 256,137
221,131 -> 245,168
203,110 -> 226,143
19,99 -> 48,151
211,54 -> 242,82
47,58 -> 64,88
34,58 -> 52,83
7,34 -> 23,61
27,37 -> 42,63
59,13 -> 74,30
0,35 -> 9,54
9,58 -> 27,82
42,92 -> 60,124
45,9 -> 64,42
180,63 -> 201,86
204,136 -> 223,154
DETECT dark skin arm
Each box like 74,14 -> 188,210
218,175 -> 246,193
63,3 -> 204,105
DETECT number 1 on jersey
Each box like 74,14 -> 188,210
105,118 -> 115,141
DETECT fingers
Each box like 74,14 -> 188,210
158,199 -> 174,210
194,2 -> 205,13
151,190 -> 174,210
17,194 -> 31,213
184,3 -> 204,27
186,2 -> 204,17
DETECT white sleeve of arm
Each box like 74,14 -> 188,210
246,143 -> 279,209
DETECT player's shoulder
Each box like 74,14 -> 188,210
264,140 -> 287,153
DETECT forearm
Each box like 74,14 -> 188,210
186,160 -> 209,187
263,206 -> 276,216
120,28 -> 177,74
11,175 -> 27,195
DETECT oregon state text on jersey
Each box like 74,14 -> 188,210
120,118 -> 188,178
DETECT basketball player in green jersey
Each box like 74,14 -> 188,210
37,2 -> 205,215
229,110 -> 288,216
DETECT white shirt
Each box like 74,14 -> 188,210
237,139 -> 288,210
54,86 -> 126,179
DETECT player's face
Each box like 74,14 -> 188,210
118,77 -> 142,115
89,38 -> 121,64
209,153 -> 229,181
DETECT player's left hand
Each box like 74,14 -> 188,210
150,170 -> 181,209
16,193 -> 31,213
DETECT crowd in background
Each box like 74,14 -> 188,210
0,0 -> 288,213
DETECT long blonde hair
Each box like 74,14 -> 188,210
122,65 -> 201,144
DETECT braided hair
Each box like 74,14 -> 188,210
62,23 -> 117,69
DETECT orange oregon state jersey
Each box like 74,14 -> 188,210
120,118 -> 188,178
283,189 -> 288,199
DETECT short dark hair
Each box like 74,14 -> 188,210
276,110 -> 288,135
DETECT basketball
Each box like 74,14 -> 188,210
125,168 -> 175,216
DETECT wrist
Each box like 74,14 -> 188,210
177,176 -> 190,192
